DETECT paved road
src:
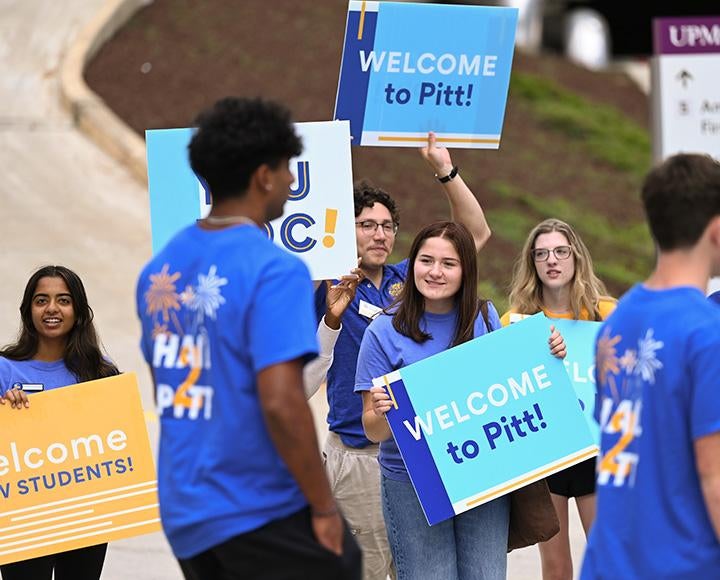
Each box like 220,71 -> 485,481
0,1 -> 587,577
0,1 -> 179,577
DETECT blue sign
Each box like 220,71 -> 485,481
335,1 -> 518,148
551,319 -> 602,443
146,128 -> 199,255
376,314 -> 596,525
145,122 -> 358,280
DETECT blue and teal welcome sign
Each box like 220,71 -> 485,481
552,319 -> 603,443
335,1 -> 518,148
376,314 -> 596,525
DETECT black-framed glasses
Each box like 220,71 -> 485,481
531,245 -> 572,262
355,220 -> 398,235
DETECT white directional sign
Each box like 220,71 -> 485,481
652,16 -> 720,161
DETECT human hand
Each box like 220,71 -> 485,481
325,264 -> 364,330
369,385 -> 393,417
311,510 -> 344,556
1,386 -> 30,410
419,131 -> 453,176
548,325 -> 567,359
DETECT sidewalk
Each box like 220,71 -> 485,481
0,1 -> 179,578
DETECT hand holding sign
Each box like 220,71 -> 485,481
549,325 -> 568,359
324,264 -> 364,329
370,385 -> 394,418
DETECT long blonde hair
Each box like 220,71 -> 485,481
508,219 -> 610,320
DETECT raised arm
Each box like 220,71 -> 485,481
304,270 -> 363,399
419,131 -> 491,252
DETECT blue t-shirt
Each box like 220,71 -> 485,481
136,223 -> 318,559
354,303 -> 501,481
582,285 -> 720,579
0,358 -> 77,395
315,260 -> 408,448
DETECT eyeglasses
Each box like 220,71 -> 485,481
355,220 -> 398,235
531,246 -> 572,262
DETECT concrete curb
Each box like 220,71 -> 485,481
59,0 -> 150,186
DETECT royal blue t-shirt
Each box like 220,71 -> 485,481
582,285 -> 720,579
315,260 -> 408,448
136,223 -> 318,559
354,304 -> 501,481
0,358 -> 77,395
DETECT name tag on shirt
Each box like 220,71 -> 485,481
12,382 -> 44,393
508,313 -> 529,324
358,300 -> 383,320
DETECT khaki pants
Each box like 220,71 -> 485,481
324,432 -> 394,580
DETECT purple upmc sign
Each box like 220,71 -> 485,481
654,16 -> 720,55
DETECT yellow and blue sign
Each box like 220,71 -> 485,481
376,314 -> 596,525
335,1 -> 518,148
0,374 -> 160,564
146,121 -> 357,280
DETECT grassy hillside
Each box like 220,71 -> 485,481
86,0 -> 654,311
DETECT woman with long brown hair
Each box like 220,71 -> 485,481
0,265 -> 118,580
355,221 -> 566,580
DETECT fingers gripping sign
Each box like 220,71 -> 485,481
549,324 -> 568,360
1,385 -> 30,410
370,385 -> 394,417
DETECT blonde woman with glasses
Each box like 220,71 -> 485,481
501,218 -> 616,580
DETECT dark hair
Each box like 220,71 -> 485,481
189,97 -> 302,202
642,153 -> 720,250
354,180 -> 400,225
392,221 -> 487,347
0,266 -> 119,383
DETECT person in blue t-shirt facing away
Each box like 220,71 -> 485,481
355,221 -> 567,580
136,97 -> 360,580
0,265 -> 119,580
581,154 -> 720,579
306,134 -> 492,580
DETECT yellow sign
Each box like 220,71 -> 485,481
0,373 -> 161,565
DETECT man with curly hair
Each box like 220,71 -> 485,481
137,97 -> 360,579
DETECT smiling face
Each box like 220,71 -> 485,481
533,231 -> 576,291
355,203 -> 397,270
413,236 -> 462,313
30,277 -> 76,345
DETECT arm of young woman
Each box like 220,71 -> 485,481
419,132 -> 491,252
361,388 -> 393,443
356,321 -> 396,443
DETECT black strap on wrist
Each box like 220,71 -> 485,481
436,165 -> 459,183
